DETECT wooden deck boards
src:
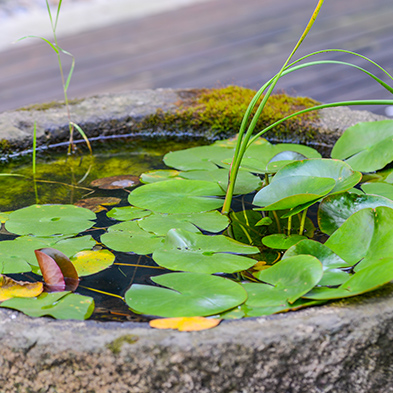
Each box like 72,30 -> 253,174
0,0 -> 392,114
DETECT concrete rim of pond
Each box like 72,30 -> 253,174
0,88 -> 392,393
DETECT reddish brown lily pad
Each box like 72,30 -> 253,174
90,175 -> 140,190
74,197 -> 121,212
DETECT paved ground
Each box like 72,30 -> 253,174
0,0 -> 392,115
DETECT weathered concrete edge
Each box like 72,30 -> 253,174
0,88 -> 388,154
0,89 -> 392,392
1,286 -> 393,392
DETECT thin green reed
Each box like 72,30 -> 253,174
221,0 -> 393,214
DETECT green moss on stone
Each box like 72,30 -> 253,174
107,334 -> 139,355
142,86 -> 320,141
17,98 -> 84,111
0,139 -> 12,155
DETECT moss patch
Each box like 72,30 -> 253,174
16,98 -> 84,112
107,334 -> 139,355
141,86 -> 320,141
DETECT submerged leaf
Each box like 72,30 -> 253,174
140,169 -> 181,184
125,272 -> 247,317
90,175 -> 140,189
74,197 -> 121,213
149,317 -> 221,331
0,275 -> 43,302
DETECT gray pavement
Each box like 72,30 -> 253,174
1,0 -> 393,115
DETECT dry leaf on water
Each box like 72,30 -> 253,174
90,175 -> 140,190
149,317 -> 221,331
0,275 -> 43,301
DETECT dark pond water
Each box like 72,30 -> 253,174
0,137 -> 213,322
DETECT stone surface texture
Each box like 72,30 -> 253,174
0,88 -> 388,154
0,89 -> 393,392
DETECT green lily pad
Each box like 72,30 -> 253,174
140,169 -> 181,184
128,179 -> 225,214
139,210 -> 229,236
100,220 -> 164,254
179,168 -> 262,195
0,235 -> 96,274
253,159 -> 361,212
164,145 -> 235,171
331,120 -> 393,172
124,272 -> 247,317
325,206 -> 393,271
251,255 -> 323,304
0,211 -> 11,223
318,192 -> 393,235
231,142 -> 321,174
5,204 -> 96,236
262,234 -> 307,250
152,228 -> 259,274
304,257 -> 393,300
0,291 -> 94,320
107,206 -> 152,221
283,239 -> 351,286
361,182 -> 393,201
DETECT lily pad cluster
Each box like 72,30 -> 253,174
2,121 -> 393,323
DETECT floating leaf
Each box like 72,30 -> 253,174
139,210 -> 229,236
228,142 -> 321,174
325,206 -> 393,270
304,257 -> 393,300
107,206 -> 152,221
164,145 -> 234,171
318,192 -> 393,235
153,229 -> 258,274
331,120 -> 393,172
149,317 -> 221,331
283,239 -> 351,286
253,159 -> 361,211
140,169 -> 181,184
5,205 -> 96,236
0,275 -> 43,301
74,197 -> 121,213
90,175 -> 140,189
70,249 -> 115,276
0,211 -> 10,223
179,168 -> 261,195
361,182 -> 393,201
265,151 -> 308,173
125,272 -> 247,317
0,235 -> 96,274
100,220 -> 164,254
0,291 -> 94,320
262,234 -> 306,250
128,179 -> 224,214
252,255 -> 323,304
35,248 -> 79,291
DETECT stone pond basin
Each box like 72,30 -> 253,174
0,88 -> 392,393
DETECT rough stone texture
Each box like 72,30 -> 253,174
0,88 -> 388,154
1,89 -> 393,392
1,285 -> 393,392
